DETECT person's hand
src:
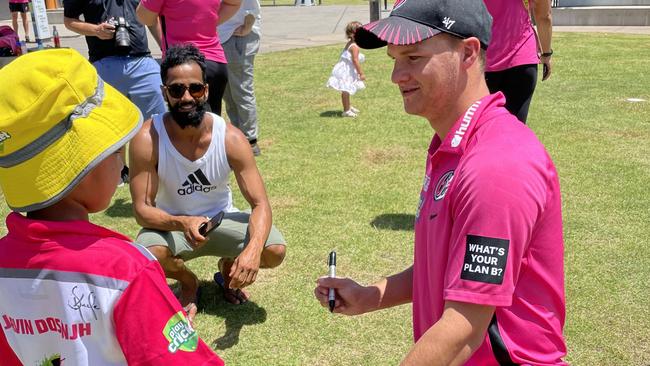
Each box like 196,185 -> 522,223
541,55 -> 552,81
359,73 -> 366,81
95,22 -> 116,40
228,247 -> 261,289
181,216 -> 208,248
314,277 -> 378,316
232,24 -> 252,37
183,302 -> 197,327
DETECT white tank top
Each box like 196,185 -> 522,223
153,112 -> 235,217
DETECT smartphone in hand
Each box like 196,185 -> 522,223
198,211 -> 225,237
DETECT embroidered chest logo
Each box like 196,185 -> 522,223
433,170 -> 454,201
164,311 -> 198,353
0,131 -> 11,153
451,101 -> 481,148
177,168 -> 218,196
442,17 -> 456,30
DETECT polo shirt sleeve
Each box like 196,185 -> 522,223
63,0 -> 85,19
442,152 -> 548,307
113,261 -> 224,365
140,0 -> 164,14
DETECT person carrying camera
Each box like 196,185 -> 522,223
63,0 -> 166,121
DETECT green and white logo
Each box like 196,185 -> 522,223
164,311 -> 198,353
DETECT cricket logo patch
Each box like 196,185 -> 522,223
461,235 -> 509,284
433,170 -> 454,201
164,311 -> 198,353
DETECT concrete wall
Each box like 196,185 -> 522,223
554,7 -> 650,25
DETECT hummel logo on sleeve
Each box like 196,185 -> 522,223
461,235 -> 509,284
177,169 -> 218,196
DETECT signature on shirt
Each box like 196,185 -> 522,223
67,286 -> 100,322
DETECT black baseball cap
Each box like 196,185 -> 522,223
355,0 -> 493,50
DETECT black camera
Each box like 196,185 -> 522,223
108,16 -> 130,48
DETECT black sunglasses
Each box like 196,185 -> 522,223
164,83 -> 207,99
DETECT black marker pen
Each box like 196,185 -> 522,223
328,251 -> 336,312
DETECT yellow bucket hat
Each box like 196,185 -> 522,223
0,49 -> 143,212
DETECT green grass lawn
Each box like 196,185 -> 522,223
2,32 -> 649,365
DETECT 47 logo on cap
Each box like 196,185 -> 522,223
442,17 -> 456,29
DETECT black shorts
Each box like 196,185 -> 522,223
9,2 -> 29,13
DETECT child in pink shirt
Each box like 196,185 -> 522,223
8,0 -> 30,42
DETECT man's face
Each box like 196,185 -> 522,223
162,62 -> 209,129
387,35 -> 461,121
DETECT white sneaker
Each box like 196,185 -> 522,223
342,110 -> 358,117
350,106 -> 360,113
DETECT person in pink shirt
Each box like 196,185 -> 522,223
8,0 -> 30,42
314,0 -> 567,364
484,0 -> 554,123
136,0 -> 241,116
0,48 -> 223,365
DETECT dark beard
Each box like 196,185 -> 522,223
168,100 -> 208,129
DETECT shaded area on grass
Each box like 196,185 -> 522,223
320,110 -> 342,118
370,213 -> 415,231
105,198 -> 133,218
191,280 -> 268,350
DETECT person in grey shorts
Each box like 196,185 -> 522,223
130,44 -> 286,306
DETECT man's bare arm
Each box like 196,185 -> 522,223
224,123 -> 272,288
64,16 -> 115,39
218,0 -> 242,25
400,301 -> 494,366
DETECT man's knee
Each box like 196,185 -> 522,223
261,244 -> 286,269
147,245 -> 185,273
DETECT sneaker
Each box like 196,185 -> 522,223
342,110 -> 357,118
350,106 -> 360,114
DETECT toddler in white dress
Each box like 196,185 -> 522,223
326,21 -> 366,117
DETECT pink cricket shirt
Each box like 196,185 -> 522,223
141,0 -> 227,63
484,0 -> 539,72
412,93 -> 567,365
0,213 -> 223,365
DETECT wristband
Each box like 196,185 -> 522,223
541,49 -> 553,57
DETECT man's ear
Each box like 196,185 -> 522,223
460,37 -> 482,70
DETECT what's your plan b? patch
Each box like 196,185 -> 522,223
461,235 -> 509,284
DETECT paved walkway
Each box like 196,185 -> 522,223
0,5 -> 648,57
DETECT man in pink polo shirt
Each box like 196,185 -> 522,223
314,0 -> 567,364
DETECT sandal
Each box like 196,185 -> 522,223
214,272 -> 249,305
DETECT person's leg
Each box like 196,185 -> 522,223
486,64 -> 538,123
135,229 -> 200,307
222,38 -> 242,130
183,211 -> 287,303
20,11 -> 29,39
11,12 -> 19,36
342,92 -> 351,112
123,56 -> 167,119
204,60 -> 228,116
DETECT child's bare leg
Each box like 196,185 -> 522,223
341,92 -> 351,112
21,12 -> 29,39
11,13 -> 19,35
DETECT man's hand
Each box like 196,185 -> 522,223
232,24 -> 252,37
181,216 -> 208,247
314,277 -> 379,315
228,247 -> 261,289
541,55 -> 552,81
95,22 -> 116,40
